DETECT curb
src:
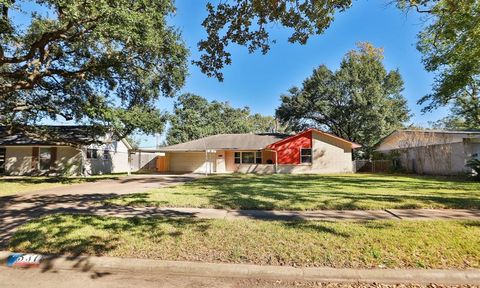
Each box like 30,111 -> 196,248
1,251 -> 479,284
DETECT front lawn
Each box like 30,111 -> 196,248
9,214 -> 480,269
0,174 -> 125,196
105,174 -> 480,210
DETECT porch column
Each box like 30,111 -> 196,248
77,147 -> 85,177
274,150 -> 278,174
205,149 -> 208,176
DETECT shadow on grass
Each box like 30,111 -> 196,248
0,176 -> 123,185
5,214 -> 211,278
280,221 -> 351,237
110,174 -> 480,210
207,174 -> 480,210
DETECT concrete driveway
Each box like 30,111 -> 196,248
0,174 -> 202,247
17,174 -> 203,196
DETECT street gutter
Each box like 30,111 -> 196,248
1,251 -> 479,285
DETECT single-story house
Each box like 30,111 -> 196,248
375,130 -> 480,175
0,126 -> 132,176
157,128 -> 361,174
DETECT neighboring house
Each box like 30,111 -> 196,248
157,128 -> 361,174
0,126 -> 132,176
376,130 -> 480,175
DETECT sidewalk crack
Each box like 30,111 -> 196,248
384,209 -> 402,219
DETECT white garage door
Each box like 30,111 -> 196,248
169,152 -> 208,173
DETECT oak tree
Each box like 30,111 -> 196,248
276,43 -> 411,156
166,93 -> 276,145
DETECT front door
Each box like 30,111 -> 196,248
216,151 -> 226,173
0,148 -> 6,174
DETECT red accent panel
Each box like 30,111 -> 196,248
270,131 -> 312,164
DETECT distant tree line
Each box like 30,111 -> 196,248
167,43 -> 411,158
165,93 -> 283,145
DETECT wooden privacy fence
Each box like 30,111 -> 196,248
354,160 -> 392,173
130,151 -> 158,172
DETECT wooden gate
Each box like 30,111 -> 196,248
156,155 -> 168,172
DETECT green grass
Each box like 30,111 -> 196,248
105,173 -> 480,210
0,174 -> 126,196
9,214 -> 480,269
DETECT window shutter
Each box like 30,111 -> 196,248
31,147 -> 39,169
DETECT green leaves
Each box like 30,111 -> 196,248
410,0 -> 480,129
4,0 -> 477,145
0,0 -> 187,138
166,93 -> 277,145
276,43 -> 411,157
193,0 -> 352,81
415,1 -> 480,109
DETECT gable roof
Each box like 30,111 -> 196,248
375,129 -> 480,152
159,133 -> 291,151
267,128 -> 361,149
0,125 -> 121,146
160,129 -> 361,152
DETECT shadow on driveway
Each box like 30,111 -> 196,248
0,175 -> 201,248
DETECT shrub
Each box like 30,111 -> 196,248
466,159 -> 480,180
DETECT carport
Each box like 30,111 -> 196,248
129,148 -> 215,175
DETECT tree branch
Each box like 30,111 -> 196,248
0,15 -> 99,65
409,3 -> 432,13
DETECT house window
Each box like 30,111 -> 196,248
255,151 -> 262,164
234,151 -> 263,164
39,147 -> 52,170
241,152 -> 255,164
87,148 -> 98,159
103,150 -> 109,160
300,148 -> 312,164
234,152 -> 241,164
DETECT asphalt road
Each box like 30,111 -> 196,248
0,266 -> 247,288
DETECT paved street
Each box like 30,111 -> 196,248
0,267 -> 433,288
0,266 -> 258,288
1,253 -> 479,287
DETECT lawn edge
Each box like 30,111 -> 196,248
1,251 -> 479,285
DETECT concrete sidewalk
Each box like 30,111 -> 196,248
1,251 -> 479,285
58,206 -> 480,221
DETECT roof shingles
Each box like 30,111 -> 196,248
160,133 -> 291,151
0,126 -> 105,146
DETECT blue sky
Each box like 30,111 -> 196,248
15,0 -> 450,147
167,0 -> 447,120
137,0 -> 449,147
